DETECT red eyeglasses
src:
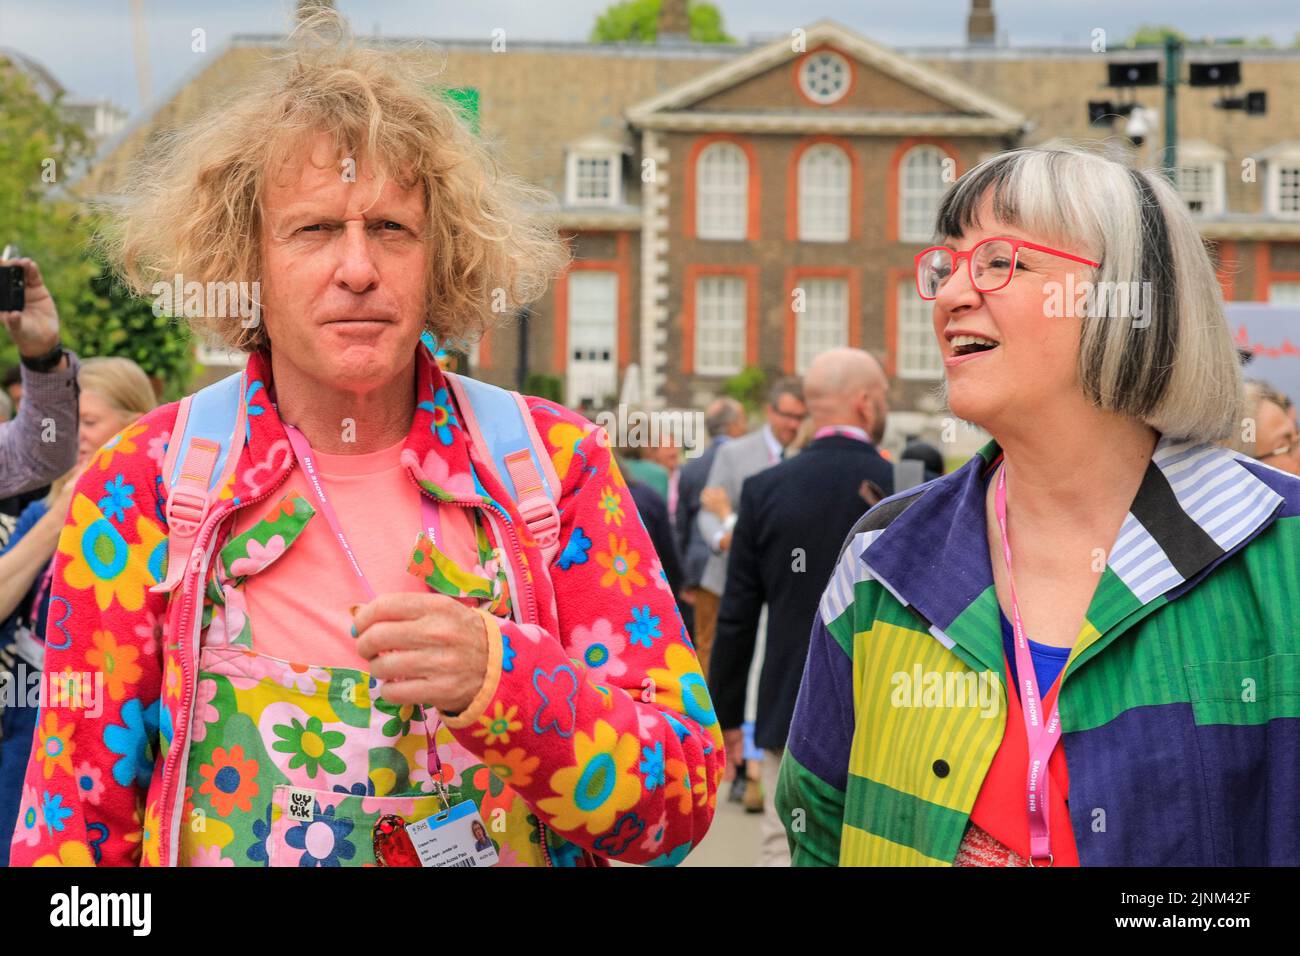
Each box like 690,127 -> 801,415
915,237 -> 1101,301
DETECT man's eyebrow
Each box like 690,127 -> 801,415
275,207 -> 420,226
272,209 -> 339,231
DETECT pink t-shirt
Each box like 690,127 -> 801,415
230,437 -> 477,670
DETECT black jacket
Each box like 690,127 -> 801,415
627,480 -> 685,599
673,437 -> 724,590
709,434 -> 894,750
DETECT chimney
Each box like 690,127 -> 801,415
967,0 -> 996,46
658,0 -> 691,44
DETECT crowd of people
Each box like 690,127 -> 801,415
1,19 -> 1297,869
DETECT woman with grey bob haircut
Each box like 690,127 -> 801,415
778,145 -> 1300,867
935,146 -> 1241,441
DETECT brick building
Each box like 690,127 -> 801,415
76,3 -> 1300,442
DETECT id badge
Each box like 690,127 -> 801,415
405,802 -> 499,868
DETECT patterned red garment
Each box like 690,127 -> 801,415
954,822 -> 1029,867
8,346 -> 724,867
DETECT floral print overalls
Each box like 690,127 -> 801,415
176,490 -> 560,867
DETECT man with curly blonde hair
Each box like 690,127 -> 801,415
9,15 -> 722,868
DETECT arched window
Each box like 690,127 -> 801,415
899,145 -> 949,242
798,144 -> 850,241
696,142 -> 749,240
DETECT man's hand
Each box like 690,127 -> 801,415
700,486 -> 732,520
722,728 -> 745,781
0,258 -> 61,359
353,592 -> 489,714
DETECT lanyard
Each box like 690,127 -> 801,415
283,423 -> 450,804
813,425 -> 871,444
993,464 -> 1063,866
283,424 -> 443,599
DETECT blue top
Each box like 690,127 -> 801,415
999,609 -> 1071,693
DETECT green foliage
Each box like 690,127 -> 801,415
1123,25 -> 1187,46
1122,25 -> 1281,48
64,258 -> 197,402
0,56 -> 95,373
0,58 -> 196,400
722,365 -> 767,413
590,0 -> 734,44
1215,36 -> 1278,48
524,372 -> 563,404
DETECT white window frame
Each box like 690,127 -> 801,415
1268,156 -> 1300,219
694,275 -> 747,375
695,142 -> 749,240
1268,282 -> 1300,305
568,271 -> 619,364
799,50 -> 852,106
565,270 -> 619,407
794,278 -> 849,375
1176,162 -> 1225,216
1175,145 -> 1226,217
798,144 -> 851,242
897,278 -> 943,380
899,145 -> 950,243
565,150 -> 623,207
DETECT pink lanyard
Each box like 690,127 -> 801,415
283,423 -> 450,802
993,464 -> 1062,866
283,425 -> 444,598
813,425 -> 871,444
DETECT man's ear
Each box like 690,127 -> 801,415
858,390 -> 874,431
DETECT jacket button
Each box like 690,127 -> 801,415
932,759 -> 950,778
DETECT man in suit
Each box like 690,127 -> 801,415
696,378 -> 805,808
674,397 -> 746,666
694,380 -> 805,669
709,349 -> 892,866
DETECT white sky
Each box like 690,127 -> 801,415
1,0 -> 1296,117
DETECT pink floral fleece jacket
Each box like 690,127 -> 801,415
9,346 -> 723,867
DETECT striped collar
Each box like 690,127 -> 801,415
853,434 -> 1288,675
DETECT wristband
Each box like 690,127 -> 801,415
19,340 -> 65,373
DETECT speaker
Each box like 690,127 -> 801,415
1189,61 -> 1241,87
1108,62 -> 1160,87
1088,101 -> 1114,125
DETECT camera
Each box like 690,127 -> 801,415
0,244 -> 24,312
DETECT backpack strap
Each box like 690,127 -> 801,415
151,371 -> 247,594
444,371 -> 562,564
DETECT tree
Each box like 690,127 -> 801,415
1123,25 -> 1281,48
65,255 -> 196,402
0,55 -> 95,372
1123,25 -> 1187,47
0,55 -> 196,398
722,365 -> 767,415
591,1 -> 734,44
